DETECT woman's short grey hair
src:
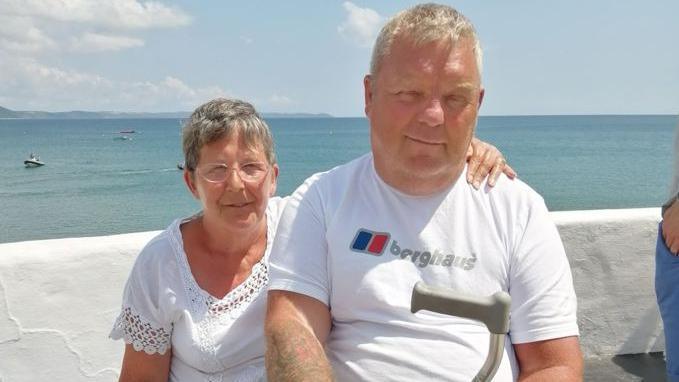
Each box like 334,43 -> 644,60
182,98 -> 276,172
370,3 -> 483,77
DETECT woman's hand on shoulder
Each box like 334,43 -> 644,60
119,344 -> 171,382
466,136 -> 517,189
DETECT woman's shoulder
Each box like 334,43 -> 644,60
132,218 -> 185,273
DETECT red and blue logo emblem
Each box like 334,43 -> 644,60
350,229 -> 390,256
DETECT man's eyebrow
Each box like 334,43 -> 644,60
385,79 -> 479,89
447,82 -> 480,91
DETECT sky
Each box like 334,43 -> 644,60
0,0 -> 677,117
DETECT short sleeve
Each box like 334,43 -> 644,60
508,194 -> 580,344
109,241 -> 173,355
268,175 -> 331,306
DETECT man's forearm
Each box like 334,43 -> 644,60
266,318 -> 333,382
518,365 -> 582,382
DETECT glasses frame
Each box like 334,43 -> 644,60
193,161 -> 270,184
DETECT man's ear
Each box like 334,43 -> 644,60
477,88 -> 485,110
183,169 -> 199,199
364,75 -> 373,117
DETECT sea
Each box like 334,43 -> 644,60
0,114 -> 677,244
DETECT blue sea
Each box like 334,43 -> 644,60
0,115 -> 677,244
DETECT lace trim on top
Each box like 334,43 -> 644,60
206,260 -> 269,319
110,306 -> 171,355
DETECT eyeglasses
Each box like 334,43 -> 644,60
194,161 -> 269,183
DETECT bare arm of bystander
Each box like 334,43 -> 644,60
662,201 -> 679,254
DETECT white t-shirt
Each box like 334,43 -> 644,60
269,154 -> 579,381
110,196 -> 286,382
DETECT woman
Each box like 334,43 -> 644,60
110,98 -> 513,381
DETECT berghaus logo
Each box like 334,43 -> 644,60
350,229 -> 390,255
349,228 -> 477,270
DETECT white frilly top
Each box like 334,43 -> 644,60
110,196 -> 286,382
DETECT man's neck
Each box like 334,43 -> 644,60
372,157 -> 465,197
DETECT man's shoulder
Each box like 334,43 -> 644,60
469,173 -> 547,213
295,153 -> 372,194
487,174 -> 541,197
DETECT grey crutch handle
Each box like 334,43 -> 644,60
411,282 -> 511,382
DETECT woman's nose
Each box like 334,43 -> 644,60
223,167 -> 245,191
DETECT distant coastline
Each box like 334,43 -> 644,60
2,106 -> 676,121
0,106 -> 333,120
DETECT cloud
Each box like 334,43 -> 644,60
70,32 -> 144,52
0,0 -> 191,30
337,2 -> 384,47
0,55 -> 229,111
0,0 -> 191,55
0,1 -> 197,111
0,15 -> 57,53
240,36 -> 254,45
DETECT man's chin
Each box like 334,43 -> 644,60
404,154 -> 463,173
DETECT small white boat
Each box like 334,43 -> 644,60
113,134 -> 132,141
24,153 -> 45,167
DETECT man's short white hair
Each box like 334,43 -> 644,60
370,3 -> 483,77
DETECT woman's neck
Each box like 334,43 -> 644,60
181,216 -> 268,298
196,215 -> 267,260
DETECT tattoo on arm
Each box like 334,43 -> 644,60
266,318 -> 333,382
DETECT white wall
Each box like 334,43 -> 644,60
0,231 -> 157,382
0,208 -> 665,381
553,208 -> 664,356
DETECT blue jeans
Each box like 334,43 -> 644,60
656,222 -> 679,382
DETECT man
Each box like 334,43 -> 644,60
657,122 -> 679,382
265,3 -> 582,381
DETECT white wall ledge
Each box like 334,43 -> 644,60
0,208 -> 664,381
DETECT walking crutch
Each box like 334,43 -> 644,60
411,282 -> 511,382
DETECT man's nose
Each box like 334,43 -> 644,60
419,98 -> 444,127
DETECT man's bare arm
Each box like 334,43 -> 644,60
265,290 -> 333,382
514,336 -> 583,381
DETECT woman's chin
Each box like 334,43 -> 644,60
220,210 -> 261,230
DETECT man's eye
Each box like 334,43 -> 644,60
445,95 -> 471,108
396,91 -> 421,102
